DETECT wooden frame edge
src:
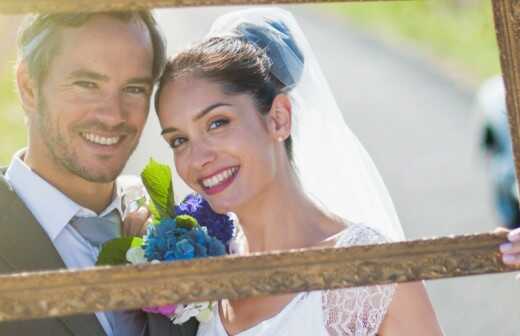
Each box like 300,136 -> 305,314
493,0 -> 520,181
0,231 -> 516,321
0,0 -> 409,15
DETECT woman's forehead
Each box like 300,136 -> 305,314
164,75 -> 226,101
159,77 -> 231,121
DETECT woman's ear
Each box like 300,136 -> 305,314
16,62 -> 38,115
267,94 -> 292,142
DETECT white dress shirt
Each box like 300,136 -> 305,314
4,149 -> 144,336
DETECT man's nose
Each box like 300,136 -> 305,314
96,92 -> 126,127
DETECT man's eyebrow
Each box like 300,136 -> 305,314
161,102 -> 232,136
67,69 -> 109,81
127,77 -> 154,86
67,71 -> 153,86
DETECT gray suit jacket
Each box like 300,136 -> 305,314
0,168 -> 198,336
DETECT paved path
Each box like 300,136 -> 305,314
124,6 -> 519,334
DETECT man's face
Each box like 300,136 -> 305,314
31,15 -> 154,182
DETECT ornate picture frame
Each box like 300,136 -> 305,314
0,0 -> 518,322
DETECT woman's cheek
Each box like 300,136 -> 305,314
174,154 -> 190,186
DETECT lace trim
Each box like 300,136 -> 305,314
322,224 -> 395,336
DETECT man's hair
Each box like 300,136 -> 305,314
17,11 -> 166,86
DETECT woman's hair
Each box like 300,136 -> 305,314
155,20 -> 304,162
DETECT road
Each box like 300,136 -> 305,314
123,6 -> 519,335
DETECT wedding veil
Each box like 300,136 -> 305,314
207,8 -> 405,241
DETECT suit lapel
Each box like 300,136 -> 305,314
0,169 -> 105,335
146,313 -> 199,336
0,170 -> 64,271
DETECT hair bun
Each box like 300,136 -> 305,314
236,20 -> 304,90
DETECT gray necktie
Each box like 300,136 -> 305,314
69,210 -> 146,335
69,209 -> 122,248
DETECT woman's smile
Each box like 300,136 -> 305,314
199,166 -> 240,195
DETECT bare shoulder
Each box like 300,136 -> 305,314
378,282 -> 444,335
319,221 -> 388,248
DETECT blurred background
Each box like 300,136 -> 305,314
1,1 -> 519,334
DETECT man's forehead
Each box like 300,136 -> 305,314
56,16 -> 153,61
59,14 -> 151,45
44,17 -> 154,82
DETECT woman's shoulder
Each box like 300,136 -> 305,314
332,222 -> 390,248
321,223 -> 396,335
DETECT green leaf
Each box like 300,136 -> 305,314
96,237 -> 142,266
141,158 -> 175,220
130,237 -> 144,248
176,215 -> 199,229
146,198 -> 161,223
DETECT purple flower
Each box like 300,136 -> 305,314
143,304 -> 177,317
175,194 -> 234,251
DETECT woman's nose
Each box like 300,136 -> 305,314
189,139 -> 217,169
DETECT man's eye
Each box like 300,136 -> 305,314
209,118 -> 229,130
124,86 -> 148,95
171,137 -> 187,149
74,81 -> 97,89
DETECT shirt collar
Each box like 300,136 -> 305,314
5,149 -> 124,241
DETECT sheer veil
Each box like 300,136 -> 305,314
208,8 -> 405,241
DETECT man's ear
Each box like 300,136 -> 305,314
267,94 -> 292,142
16,62 -> 38,115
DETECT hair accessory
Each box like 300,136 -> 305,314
207,8 -> 405,242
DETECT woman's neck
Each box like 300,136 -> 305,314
219,164 -> 346,335
234,169 -> 342,253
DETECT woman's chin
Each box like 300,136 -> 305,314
206,197 -> 240,215
203,198 -> 229,214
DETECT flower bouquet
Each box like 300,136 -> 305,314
97,159 -> 235,324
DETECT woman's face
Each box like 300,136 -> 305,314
157,75 -> 280,214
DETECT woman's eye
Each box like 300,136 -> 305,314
208,118 -> 229,130
170,137 -> 187,149
74,81 -> 97,89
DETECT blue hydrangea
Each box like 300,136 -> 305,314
175,194 -> 234,252
144,217 -> 227,262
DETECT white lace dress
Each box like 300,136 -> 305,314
196,223 -> 395,336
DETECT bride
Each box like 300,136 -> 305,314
154,8 -> 443,335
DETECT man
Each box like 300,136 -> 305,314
0,11 -> 197,336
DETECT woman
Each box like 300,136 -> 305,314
155,8 -> 443,335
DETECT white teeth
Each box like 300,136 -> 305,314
82,132 -> 121,146
202,167 -> 238,189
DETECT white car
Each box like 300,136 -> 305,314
476,75 -> 519,229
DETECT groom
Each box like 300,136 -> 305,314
0,11 -> 197,336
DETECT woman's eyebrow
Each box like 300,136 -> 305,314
161,102 -> 233,135
194,102 -> 232,121
161,127 -> 178,135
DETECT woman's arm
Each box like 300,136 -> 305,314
378,281 -> 443,335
